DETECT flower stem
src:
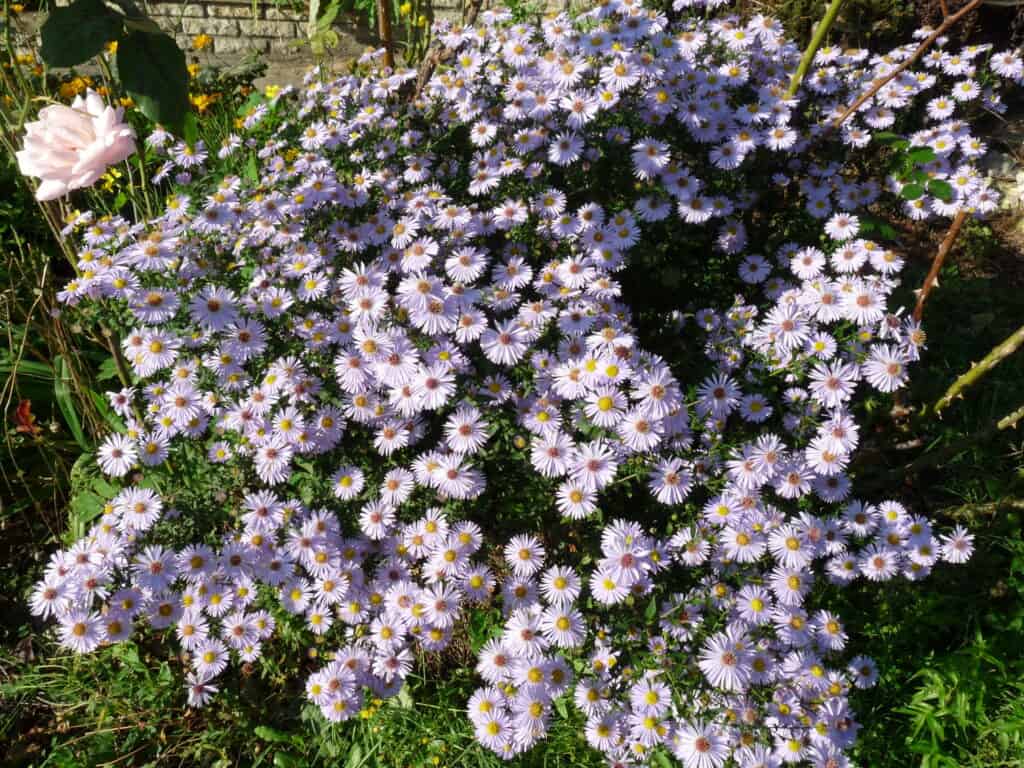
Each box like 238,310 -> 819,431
785,0 -> 846,100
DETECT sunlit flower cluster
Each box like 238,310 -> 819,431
33,1 -> 1017,765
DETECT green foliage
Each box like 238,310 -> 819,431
53,355 -> 90,452
116,30 -> 190,135
306,0 -> 344,57
502,0 -> 547,23
39,0 -> 124,68
36,0 -> 191,137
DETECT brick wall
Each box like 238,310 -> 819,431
37,0 -> 575,73
137,0 -> 485,58
140,1 -> 365,57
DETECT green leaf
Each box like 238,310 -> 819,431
873,131 -> 903,144
116,30 -> 189,135
68,489 -> 103,542
245,153 -> 259,184
317,0 -> 341,32
96,358 -> 121,382
645,596 -> 658,622
67,452 -> 112,542
874,131 -> 909,150
553,696 -> 568,719
928,179 -> 955,203
89,388 -> 125,432
55,355 -> 90,451
183,111 -> 199,148
396,684 -> 413,709
900,183 -> 926,201
907,146 -> 937,165
237,90 -> 267,116
254,726 -> 292,743
40,0 -> 124,68
0,358 -> 54,382
272,753 -> 302,768
344,744 -> 364,768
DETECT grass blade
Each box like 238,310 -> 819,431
54,355 -> 90,451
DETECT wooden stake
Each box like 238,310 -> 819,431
377,0 -> 395,70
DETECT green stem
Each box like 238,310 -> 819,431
104,329 -> 135,390
997,403 -> 1024,432
942,498 -> 1024,523
935,323 -> 1024,414
785,0 -> 845,99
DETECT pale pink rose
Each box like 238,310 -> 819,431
16,90 -> 137,202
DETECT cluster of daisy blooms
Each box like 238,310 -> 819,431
32,0 -> 1018,765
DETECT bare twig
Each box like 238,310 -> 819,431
413,0 -> 484,98
913,208 -> 968,322
829,0 -> 983,131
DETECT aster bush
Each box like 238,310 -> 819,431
26,1 -> 1024,766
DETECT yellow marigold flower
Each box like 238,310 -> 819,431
16,53 -> 34,65
105,40 -> 118,55
10,3 -> 24,12
189,92 -> 219,113
417,14 -> 427,26
192,33 -> 213,51
99,168 -> 122,192
119,97 -> 135,108
264,84 -> 281,99
398,2 -> 411,15
187,62 -> 200,78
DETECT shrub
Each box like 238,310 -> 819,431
24,2 -> 1023,766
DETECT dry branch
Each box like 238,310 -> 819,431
913,208 -> 968,322
829,0 -> 983,131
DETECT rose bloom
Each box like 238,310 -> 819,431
16,90 -> 136,201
